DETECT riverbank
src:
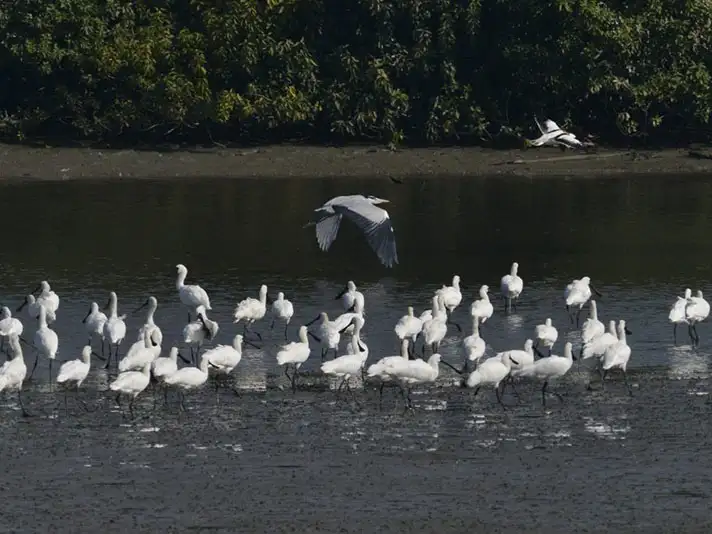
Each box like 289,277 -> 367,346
1,143 -> 712,180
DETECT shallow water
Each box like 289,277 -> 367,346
0,174 -> 711,532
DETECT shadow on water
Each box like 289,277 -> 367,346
0,174 -> 711,532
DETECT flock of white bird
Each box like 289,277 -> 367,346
0,262 -> 708,418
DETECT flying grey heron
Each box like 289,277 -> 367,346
308,195 -> 399,268
526,117 -> 589,151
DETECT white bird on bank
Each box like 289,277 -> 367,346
381,353 -> 441,409
470,285 -> 494,326
17,294 -> 56,324
309,195 -> 399,268
109,362 -> 151,418
234,284 -> 268,341
581,300 -> 605,344
133,296 -> 163,347
600,320 -> 633,395
517,342 -> 575,406
82,302 -> 107,348
500,262 -> 523,313
0,335 -> 29,416
685,290 -> 710,346
276,325 -> 311,392
534,318 -> 558,356
669,288 -> 692,344
335,281 -> 365,312
394,306 -> 423,357
102,291 -> 127,368
176,264 -> 212,320
32,305 -> 59,384
270,292 -> 294,340
163,355 -> 210,411
183,306 -> 219,362
526,116 -> 588,151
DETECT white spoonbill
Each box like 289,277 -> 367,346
204,334 -> 257,401
163,353 -> 210,412
182,306 -> 219,362
309,195 -> 399,268
465,352 -> 519,408
17,294 -> 56,324
669,288 -> 692,344
305,312 -> 340,361
31,305 -> 59,384
0,335 -> 29,416
102,291 -> 127,369
56,345 -> 92,413
133,296 -> 163,347
600,320 -> 633,395
581,300 -> 605,344
685,290 -> 710,346
270,292 -> 294,340
151,346 -> 187,407
331,298 -> 365,337
503,339 -> 536,381
470,285 -> 494,326
436,274 -> 463,331
564,276 -> 601,327
366,338 -> 410,408
118,328 -> 162,373
500,262 -> 523,313
335,281 -> 365,312
422,295 -> 447,355
381,353 -> 441,410
517,342 -> 575,406
109,361 -> 152,419
82,302 -> 107,348
534,318 -> 558,356
0,306 -> 23,354
276,325 -> 311,392
176,264 -> 212,320
582,320 -> 619,362
35,280 -> 60,315
321,315 -> 368,400
394,306 -> 423,358
234,284 -> 268,341
462,315 -> 486,372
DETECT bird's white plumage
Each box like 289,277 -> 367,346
581,300 -> 605,344
527,117 -> 585,149
518,342 -> 574,381
339,281 -> 365,312
0,307 -> 23,338
565,276 -> 593,309
321,316 -> 368,379
34,305 -> 59,361
534,318 -> 558,349
109,362 -> 151,398
103,291 -> 126,346
331,299 -> 365,335
204,334 -> 245,376
83,302 -> 107,341
422,296 -> 447,349
470,285 -> 494,323
136,296 -> 163,347
183,306 -> 219,347
500,262 -> 524,302
152,347 -> 181,383
463,315 -> 486,363
394,306 -> 423,344
19,294 -> 56,324
582,320 -> 618,360
271,292 -> 294,323
234,285 -> 268,326
118,328 -> 161,373
176,264 -> 212,312
0,335 -> 27,393
57,345 -> 92,387
685,290 -> 710,326
466,352 -> 517,389
312,312 -> 340,354
436,275 -> 462,313
36,281 -> 60,314
164,354 -> 210,391
602,320 -> 631,371
367,338 -> 409,382
313,195 -> 398,268
669,289 -> 692,325
382,353 -> 441,386
276,326 -> 311,368
500,339 -> 536,378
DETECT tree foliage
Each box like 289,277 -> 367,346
0,0 -> 710,146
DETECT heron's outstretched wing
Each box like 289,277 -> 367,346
333,202 -> 399,268
315,214 -> 343,251
534,116 -> 562,135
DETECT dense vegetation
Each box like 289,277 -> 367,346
1,0 -> 711,147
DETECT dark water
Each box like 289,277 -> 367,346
0,174 -> 711,533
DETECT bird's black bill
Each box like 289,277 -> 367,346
510,357 -> 520,366
82,307 -> 91,323
102,298 -> 111,312
339,318 -> 356,335
358,342 -> 367,352
439,359 -> 464,375
16,301 -> 26,312
389,176 -> 404,184
178,352 -> 191,364
346,303 -> 356,313
625,327 -> 633,335
132,299 -> 149,315
591,284 -> 603,298
305,315 -> 321,327
334,287 -> 348,300
245,339 -> 261,349
31,284 -> 41,296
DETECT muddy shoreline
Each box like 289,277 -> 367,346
1,143 -> 711,180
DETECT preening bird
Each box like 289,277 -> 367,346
308,195 -> 399,268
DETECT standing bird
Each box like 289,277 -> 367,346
17,294 -> 56,324
305,312 -> 340,361
308,195 -> 398,268
321,316 -> 368,401
35,281 -> 60,316
270,292 -> 294,340
31,305 -> 59,384
133,296 -> 163,348
335,281 -> 365,312
517,342 -> 575,407
0,307 -> 23,354
500,262 -> 524,313
367,338 -> 410,408
534,318 -> 558,357
331,299 -> 365,337
669,288 -> 692,344
581,300 -> 605,344
233,284 -> 268,341
109,362 -> 152,419
56,345 -> 92,413
600,320 -> 633,395
152,347 -> 187,406
436,275 -> 463,331
0,335 -> 29,416
118,328 -> 161,373
82,302 -> 107,349
685,290 -> 710,346
394,306 -> 423,358
381,353 -> 441,410
421,296 -> 447,355
176,264 -> 212,321
462,315 -> 486,372
564,276 -> 601,327
163,354 -> 210,412
276,326 -> 311,392
470,285 -> 494,326
204,334 -> 255,401
102,291 -> 127,369
465,352 -> 519,409
183,307 -> 219,363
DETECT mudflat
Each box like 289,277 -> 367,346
1,143 -> 711,179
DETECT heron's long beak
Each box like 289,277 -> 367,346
82,307 -> 91,323
132,299 -> 149,315
16,300 -> 27,312
305,315 -> 321,327
591,284 -> 603,298
177,352 -> 191,364
334,287 -> 348,300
